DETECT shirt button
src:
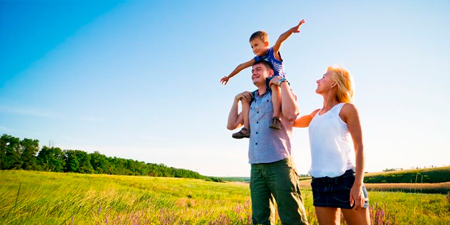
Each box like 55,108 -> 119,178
256,132 -> 258,134
255,143 -> 258,145
257,121 -> 259,124
257,111 -> 259,113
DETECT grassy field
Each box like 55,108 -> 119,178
1,170 -> 449,224
364,166 -> 450,183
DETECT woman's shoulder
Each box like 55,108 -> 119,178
341,103 -> 357,112
339,103 -> 359,121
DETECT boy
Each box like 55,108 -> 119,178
221,19 -> 305,139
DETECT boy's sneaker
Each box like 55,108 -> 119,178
269,117 -> 282,130
232,127 -> 250,139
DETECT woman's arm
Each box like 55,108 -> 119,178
293,109 -> 320,128
340,103 -> 366,209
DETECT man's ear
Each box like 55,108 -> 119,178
264,41 -> 269,47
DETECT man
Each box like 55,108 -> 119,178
227,60 -> 308,225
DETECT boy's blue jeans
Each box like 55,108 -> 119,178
250,157 -> 308,225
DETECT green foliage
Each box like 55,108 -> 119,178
20,138 -> 39,170
0,134 -> 22,169
1,133 -> 222,182
365,166 -> 450,183
37,146 -> 65,172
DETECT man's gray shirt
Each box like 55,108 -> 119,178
248,90 -> 295,164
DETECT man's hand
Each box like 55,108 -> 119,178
221,76 -> 230,85
293,19 -> 305,33
235,91 -> 253,103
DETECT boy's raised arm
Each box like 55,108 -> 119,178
272,19 -> 305,55
221,58 -> 255,85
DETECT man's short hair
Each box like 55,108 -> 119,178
253,60 -> 274,72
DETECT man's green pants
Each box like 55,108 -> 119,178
250,157 -> 308,225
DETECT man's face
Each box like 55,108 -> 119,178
251,63 -> 271,86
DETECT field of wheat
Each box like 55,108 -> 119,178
0,170 -> 449,224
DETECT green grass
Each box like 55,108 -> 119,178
1,170 -> 449,224
364,166 -> 450,183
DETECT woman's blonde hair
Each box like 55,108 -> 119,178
327,65 -> 354,103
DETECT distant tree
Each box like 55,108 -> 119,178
20,138 -> 39,170
37,146 -> 65,172
90,151 -> 109,174
1,134 -> 22,169
0,134 -> 7,169
108,157 -> 131,175
64,150 -> 80,172
74,150 -> 93,173
1,133 -> 220,182
63,150 -> 94,173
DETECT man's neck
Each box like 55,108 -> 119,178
257,85 -> 268,96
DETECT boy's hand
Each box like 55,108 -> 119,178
293,19 -> 305,33
221,76 -> 230,85
269,76 -> 282,87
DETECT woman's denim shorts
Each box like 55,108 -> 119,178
311,169 -> 369,209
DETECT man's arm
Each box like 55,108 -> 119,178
270,77 -> 299,121
227,91 -> 252,130
272,19 -> 305,60
221,58 -> 256,85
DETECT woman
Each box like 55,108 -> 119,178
294,65 -> 370,225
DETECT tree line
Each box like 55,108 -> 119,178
0,134 -> 222,182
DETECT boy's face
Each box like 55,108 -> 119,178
250,38 -> 269,57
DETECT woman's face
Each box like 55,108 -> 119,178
315,71 -> 335,94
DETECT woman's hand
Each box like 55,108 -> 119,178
350,183 -> 366,210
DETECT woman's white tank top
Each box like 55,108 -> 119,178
308,103 -> 355,178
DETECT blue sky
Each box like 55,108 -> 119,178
1,0 -> 449,177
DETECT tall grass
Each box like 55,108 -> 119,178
1,170 -> 449,224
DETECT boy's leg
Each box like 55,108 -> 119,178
251,164 -> 276,225
232,98 -> 250,139
267,158 -> 309,225
269,84 -> 282,130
